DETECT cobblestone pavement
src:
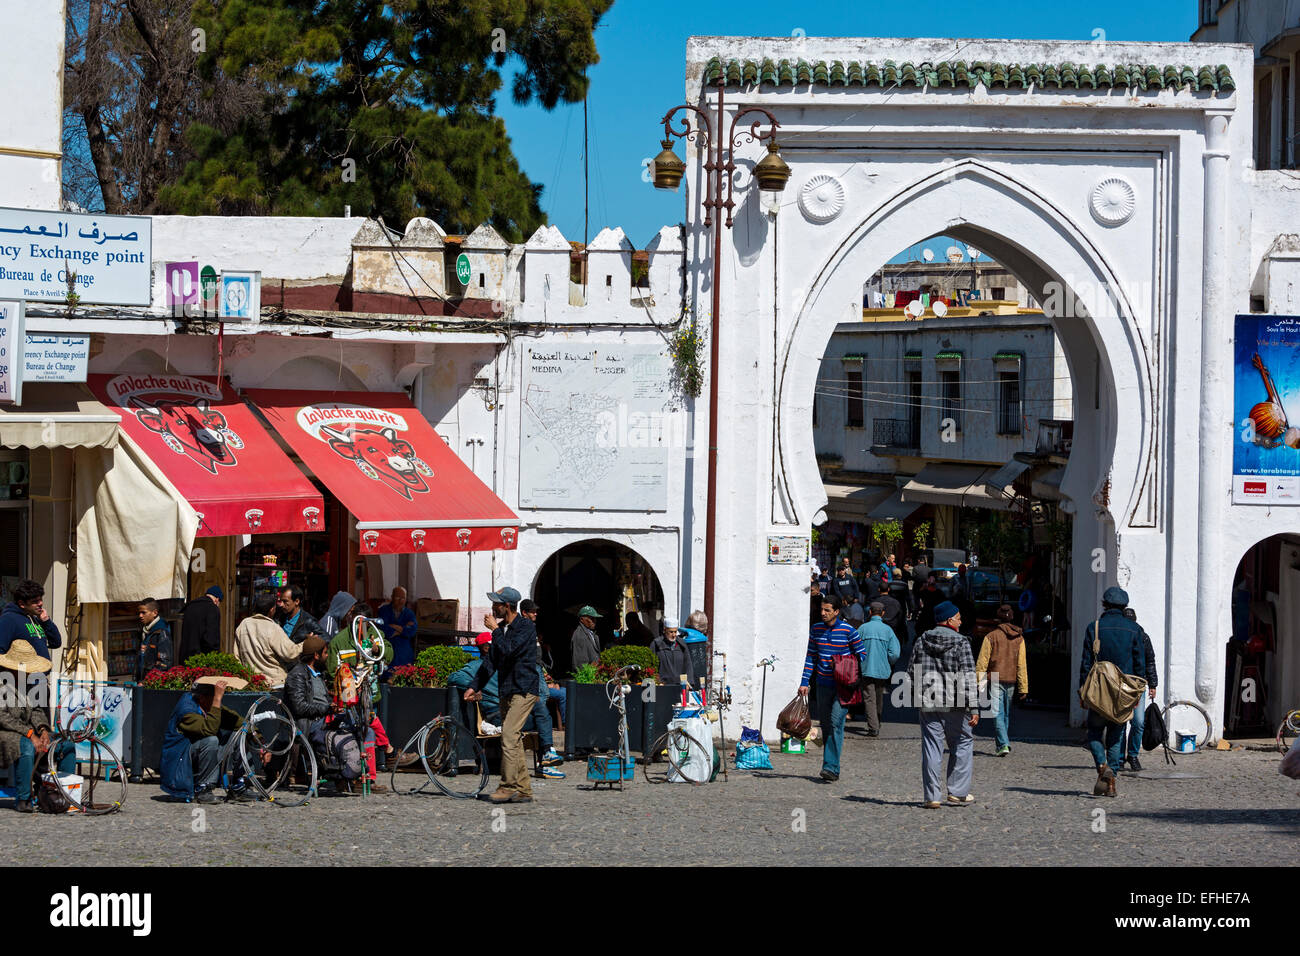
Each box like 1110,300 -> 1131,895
3,712 -> 1296,866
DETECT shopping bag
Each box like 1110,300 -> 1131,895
735,741 -> 773,770
777,693 -> 812,740
833,654 -> 863,706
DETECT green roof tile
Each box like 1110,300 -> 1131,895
701,55 -> 1235,93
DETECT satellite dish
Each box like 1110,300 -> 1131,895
967,247 -> 981,259
905,300 -> 925,318
922,248 -> 935,262
932,300 -> 948,318
946,245 -> 964,263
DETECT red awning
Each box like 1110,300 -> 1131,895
88,374 -> 325,537
245,389 -> 519,554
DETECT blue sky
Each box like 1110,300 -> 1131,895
497,0 -> 1199,255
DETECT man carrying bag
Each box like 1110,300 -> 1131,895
1078,587 -> 1147,798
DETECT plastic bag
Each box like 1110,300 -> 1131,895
739,725 -> 764,744
735,741 -> 773,770
1281,746 -> 1300,780
777,693 -> 812,740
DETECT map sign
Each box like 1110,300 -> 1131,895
520,344 -> 676,511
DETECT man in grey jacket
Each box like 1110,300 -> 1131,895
908,600 -> 979,808
570,605 -> 603,673
651,617 -> 698,689
284,636 -> 334,736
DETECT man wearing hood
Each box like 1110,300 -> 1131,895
321,591 -> 358,638
908,600 -> 979,808
976,604 -> 1028,756
0,580 -> 62,663
1079,586 -> 1145,798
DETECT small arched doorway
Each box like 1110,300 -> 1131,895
531,539 -> 665,677
1225,534 -> 1300,740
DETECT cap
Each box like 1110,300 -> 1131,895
475,631 -> 493,646
578,605 -> 602,619
300,635 -> 328,658
205,585 -> 224,601
487,586 -> 522,604
1102,586 -> 1130,607
663,616 -> 680,630
933,601 -> 960,623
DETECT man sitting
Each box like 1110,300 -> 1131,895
0,640 -> 75,812
285,637 -> 364,789
160,676 -> 249,804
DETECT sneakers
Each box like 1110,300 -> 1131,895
1126,756 -> 1142,772
947,793 -> 975,805
819,768 -> 839,782
540,766 -> 566,779
542,748 -> 564,767
195,789 -> 220,805
996,745 -> 1011,757
225,787 -> 259,803
922,800 -> 943,809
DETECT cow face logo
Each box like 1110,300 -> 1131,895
410,529 -> 426,550
500,528 -> 516,547
456,528 -> 472,548
245,509 -> 264,531
302,506 -> 321,529
320,425 -> 429,500
132,397 -> 239,474
362,530 -> 380,551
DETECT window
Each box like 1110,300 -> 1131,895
940,370 -> 961,432
812,391 -> 819,427
998,370 -> 1022,435
907,371 -> 922,446
990,287 -> 1006,301
1258,73 -> 1274,171
846,370 -> 864,428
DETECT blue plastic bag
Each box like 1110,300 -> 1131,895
739,725 -> 763,744
735,741 -> 773,770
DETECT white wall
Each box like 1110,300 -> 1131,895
0,0 -> 63,210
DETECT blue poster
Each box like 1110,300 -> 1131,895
1234,314 -> 1300,504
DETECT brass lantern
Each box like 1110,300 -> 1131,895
652,140 -> 686,190
752,140 -> 791,193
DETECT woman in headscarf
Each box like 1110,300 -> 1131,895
321,591 -> 358,638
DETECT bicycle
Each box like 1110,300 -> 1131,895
229,694 -> 317,807
1276,709 -> 1300,753
43,704 -> 127,815
389,714 -> 489,799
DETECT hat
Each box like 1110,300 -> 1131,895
301,635 -> 328,658
487,586 -> 522,604
1102,586 -> 1129,607
663,616 -> 680,630
578,605 -> 602,619
475,631 -> 493,646
205,585 -> 224,601
870,602 -> 885,616
194,674 -> 248,691
0,640 -> 51,675
933,601 -> 960,623
997,604 -> 1015,622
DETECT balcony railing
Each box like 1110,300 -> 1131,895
873,417 -> 921,450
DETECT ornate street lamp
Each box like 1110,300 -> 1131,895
652,77 -> 789,688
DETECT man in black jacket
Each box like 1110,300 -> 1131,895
1121,606 -> 1159,772
875,587 -> 907,651
465,587 -> 538,804
135,599 -> 173,682
277,586 -> 324,644
179,587 -> 223,662
284,636 -> 334,737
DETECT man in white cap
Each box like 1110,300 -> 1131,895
0,640 -> 75,812
651,616 -> 697,689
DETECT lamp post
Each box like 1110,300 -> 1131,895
652,77 -> 790,689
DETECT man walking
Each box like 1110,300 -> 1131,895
465,587 -> 539,804
858,602 -> 900,737
570,605 -> 602,672
976,604 -> 1028,756
830,563 -> 861,606
1080,586 -> 1145,797
179,586 -> 223,662
909,600 -> 979,808
875,585 -> 907,653
1122,606 -> 1158,772
798,595 -> 866,783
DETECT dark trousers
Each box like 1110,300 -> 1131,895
862,678 -> 890,734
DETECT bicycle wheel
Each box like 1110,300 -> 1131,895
244,732 -> 316,807
389,724 -> 435,795
244,696 -> 297,756
423,718 -> 489,799
1162,699 -> 1214,749
46,737 -> 127,814
1277,709 -> 1300,753
643,728 -> 710,785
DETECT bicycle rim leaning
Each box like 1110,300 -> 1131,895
390,725 -> 434,795
423,719 -> 489,799
243,731 -> 316,807
1277,709 -> 1300,753
47,737 -> 127,814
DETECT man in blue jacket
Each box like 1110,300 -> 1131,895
160,677 -> 248,804
377,586 -> 418,668
858,602 -> 901,737
0,580 -> 62,662
1079,586 -> 1146,797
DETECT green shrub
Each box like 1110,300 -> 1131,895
573,663 -> 600,685
183,651 -> 264,684
415,645 -> 471,685
598,646 -> 659,681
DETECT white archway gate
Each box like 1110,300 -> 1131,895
681,36 -> 1255,738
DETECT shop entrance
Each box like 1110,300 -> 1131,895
531,539 -> 664,677
1226,534 -> 1300,739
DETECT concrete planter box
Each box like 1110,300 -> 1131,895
381,686 -> 455,747
133,688 -> 265,780
563,680 -> 685,758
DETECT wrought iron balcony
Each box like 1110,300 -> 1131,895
872,417 -> 921,452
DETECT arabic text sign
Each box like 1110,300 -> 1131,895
0,206 -> 151,306
1233,314 -> 1300,504
767,535 -> 811,565
0,300 -> 25,403
23,333 -> 89,383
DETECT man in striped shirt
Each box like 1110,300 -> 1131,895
799,594 -> 867,782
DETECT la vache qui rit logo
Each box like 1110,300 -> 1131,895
297,403 -> 434,500
107,374 -> 243,475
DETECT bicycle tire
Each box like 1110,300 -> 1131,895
46,736 -> 126,815
1162,699 -> 1214,748
643,728 -> 710,785
243,731 -> 316,807
244,696 -> 297,756
424,718 -> 489,799
1276,709 -> 1300,754
390,724 -> 435,795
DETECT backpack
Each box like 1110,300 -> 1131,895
1078,619 -> 1147,724
1141,700 -> 1177,765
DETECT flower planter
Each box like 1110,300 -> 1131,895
381,686 -> 453,747
132,688 -> 266,781
563,680 -> 684,758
